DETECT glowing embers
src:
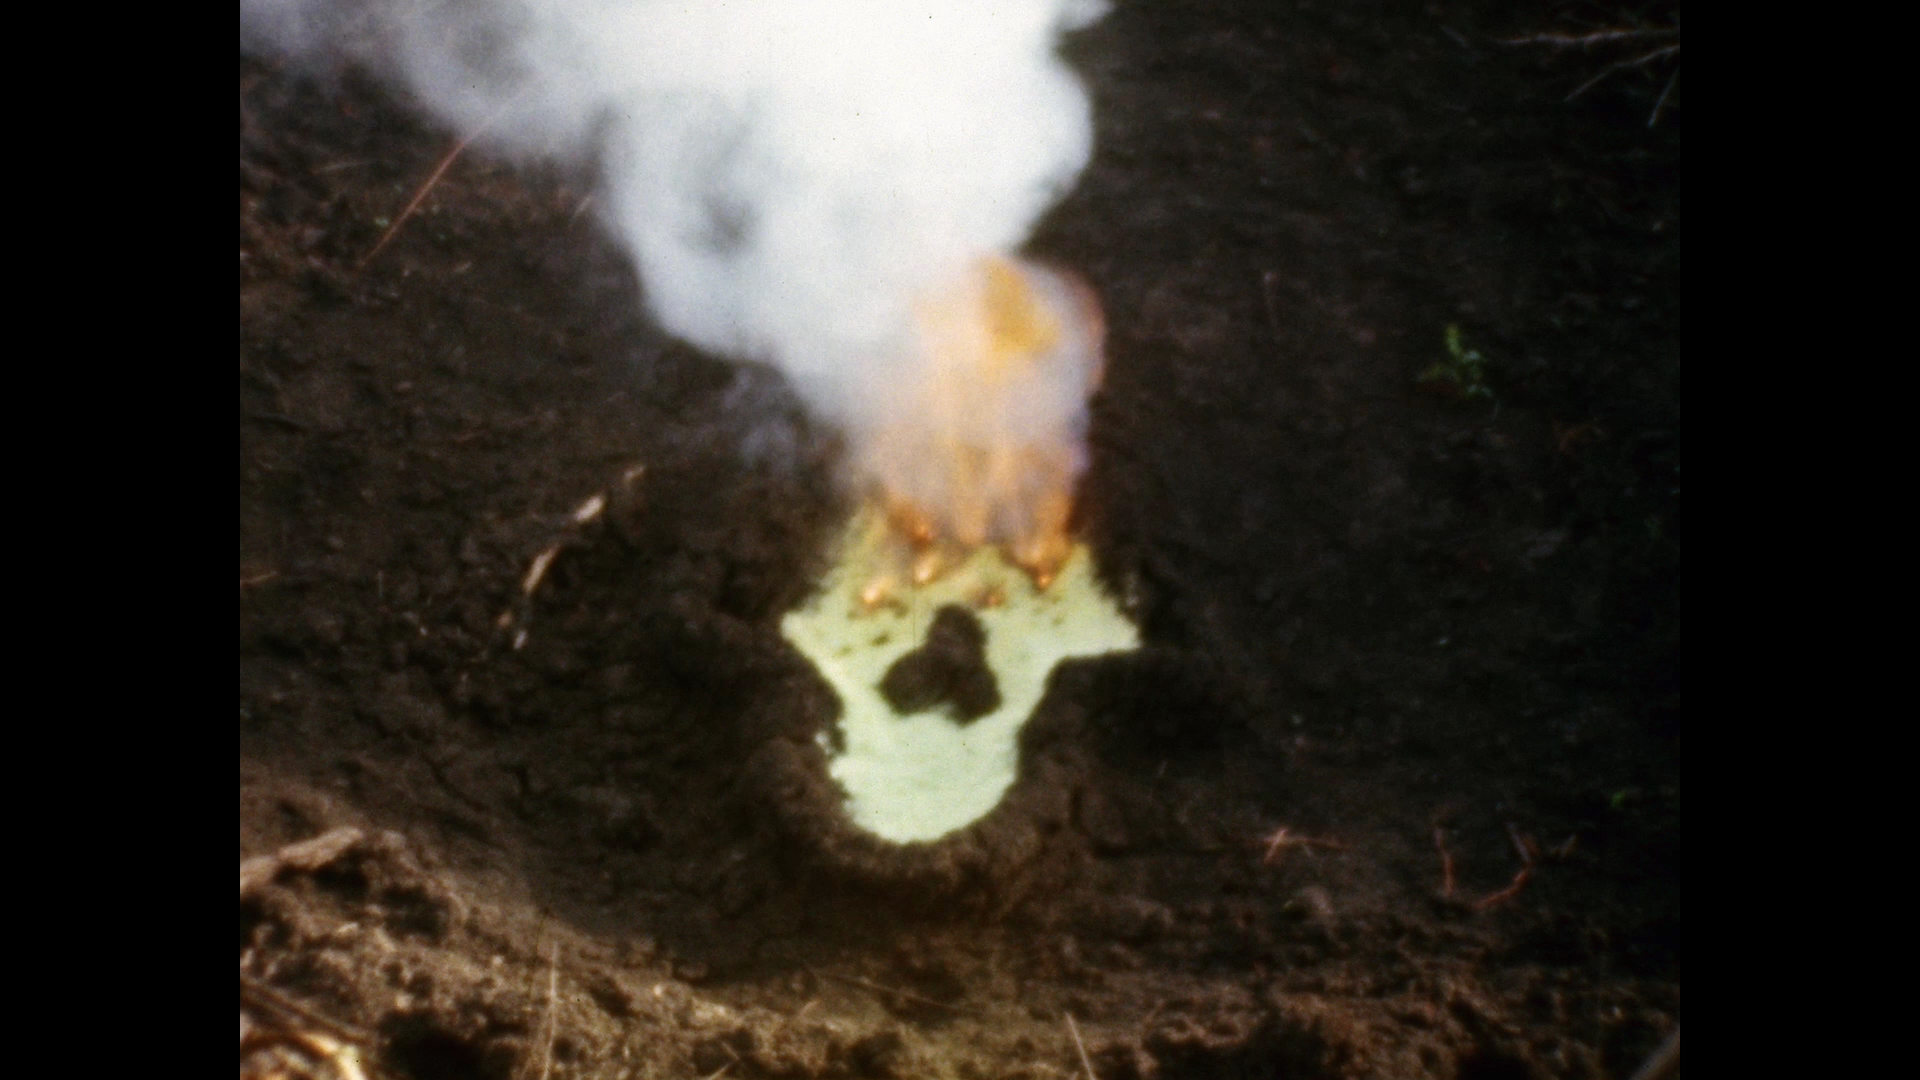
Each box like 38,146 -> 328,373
853,256 -> 1106,590
781,508 -> 1138,843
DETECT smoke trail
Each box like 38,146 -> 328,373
243,0 -> 1108,537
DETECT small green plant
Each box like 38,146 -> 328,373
1419,324 -> 1496,402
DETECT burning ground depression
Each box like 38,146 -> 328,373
241,2 -> 1682,1076
244,0 -> 1138,849
779,255 -> 1136,845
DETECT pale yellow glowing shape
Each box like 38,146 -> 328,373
780,509 -> 1139,843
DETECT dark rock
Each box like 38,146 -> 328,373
879,605 -> 1001,721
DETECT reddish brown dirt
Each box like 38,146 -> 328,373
240,3 -> 1681,1077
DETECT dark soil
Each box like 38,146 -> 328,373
240,2 -> 1681,1077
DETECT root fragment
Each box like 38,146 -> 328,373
1259,826 -> 1350,866
496,466 -> 644,644
1470,824 -> 1540,911
1065,1012 -> 1096,1079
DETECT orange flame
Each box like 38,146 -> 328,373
856,256 -> 1105,590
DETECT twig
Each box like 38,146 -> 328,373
358,91 -> 527,271
1065,1012 -> 1097,1080
1566,45 -> 1680,102
1648,67 -> 1680,128
1260,826 -> 1350,866
571,493 -> 607,525
498,485 -> 619,643
240,973 -> 372,1046
1471,824 -> 1539,911
1501,23 -> 1681,127
1433,826 -> 1457,899
240,1012 -> 372,1080
812,970 -> 982,1017
521,545 -> 563,597
1499,28 -> 1678,49
246,410 -> 310,432
535,940 -> 560,1080
357,137 -> 470,270
241,827 -> 367,899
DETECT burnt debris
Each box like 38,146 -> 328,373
880,605 -> 1001,722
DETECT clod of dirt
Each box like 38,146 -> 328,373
879,604 -> 1002,721
845,1029 -> 908,1077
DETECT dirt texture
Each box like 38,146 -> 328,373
240,2 -> 1681,1078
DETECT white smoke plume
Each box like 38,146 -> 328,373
243,0 -> 1109,548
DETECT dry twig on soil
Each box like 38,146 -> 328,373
497,475 -> 634,649
812,969 -> 982,1017
1498,22 -> 1681,127
1065,1012 -> 1097,1080
1471,824 -> 1540,911
1259,826 -> 1350,866
241,974 -> 374,1080
358,90 -> 529,270
1498,28 -> 1678,49
241,826 -> 367,899
1565,45 -> 1679,103
533,939 -> 561,1080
